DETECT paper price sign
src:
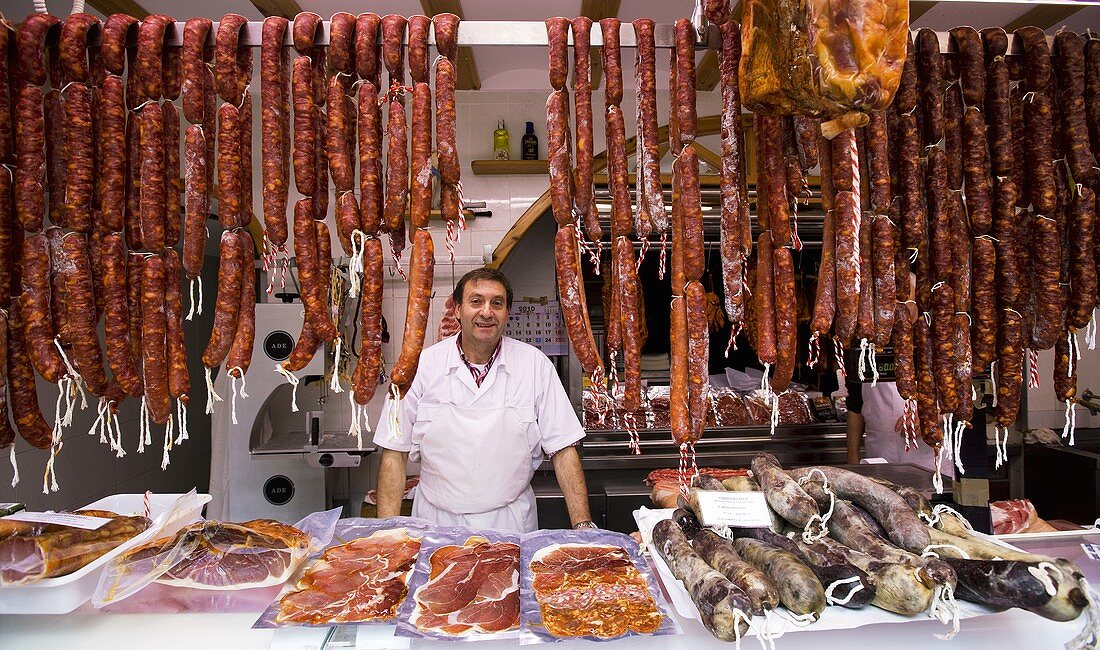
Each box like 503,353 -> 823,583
3,511 -> 111,530
694,490 -> 774,528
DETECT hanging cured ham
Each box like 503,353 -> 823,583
740,0 -> 909,126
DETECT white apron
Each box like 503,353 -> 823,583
862,381 -> 942,474
412,398 -> 539,533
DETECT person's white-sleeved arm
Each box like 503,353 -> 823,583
535,358 -> 585,455
372,376 -> 423,452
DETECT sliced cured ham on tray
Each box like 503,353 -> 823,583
520,529 -> 678,642
396,528 -> 521,640
253,516 -> 431,628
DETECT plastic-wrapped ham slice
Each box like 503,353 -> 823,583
95,508 -> 339,606
520,529 -> 678,642
396,527 -> 521,640
0,512 -> 152,585
254,516 -> 430,627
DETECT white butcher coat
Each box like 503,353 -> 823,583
373,335 -> 585,532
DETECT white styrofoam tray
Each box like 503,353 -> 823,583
0,492 -> 210,614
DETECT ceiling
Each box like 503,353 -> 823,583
23,0 -> 1100,90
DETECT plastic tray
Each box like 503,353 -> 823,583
0,492 -> 210,614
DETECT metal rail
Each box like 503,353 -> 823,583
122,17 -> 1094,54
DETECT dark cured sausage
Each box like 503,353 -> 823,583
141,255 -> 170,424
971,236 -> 998,373
855,209 -> 875,345
240,92 -> 254,228
292,57 -> 316,198
916,29 -> 944,147
356,13 -> 382,87
390,229 -> 434,395
913,316 -> 942,452
214,14 -> 250,103
635,18 -> 666,233
547,89 -> 573,228
101,14 -> 136,77
1054,32 -> 1095,184
1030,215 -> 1063,350
163,102 -> 182,247
17,13 -> 61,87
758,114 -> 791,247
0,25 -> 13,163
261,16 -> 291,250
673,18 -> 695,143
328,74 -> 357,194
809,210 -> 836,341
894,305 -> 917,404
182,18 -> 213,124
57,234 -> 109,396
772,246 -> 797,393
62,84 -> 93,231
572,18 -> 601,241
962,106 -> 993,234
436,58 -> 459,187
983,29 -> 1013,176
617,238 -> 642,412
162,249 -> 189,402
328,12 -> 356,75
183,126 -> 208,279
101,233 -> 142,397
433,13 -> 459,62
834,189 -> 860,346
756,232 -> 777,366
139,102 -> 166,252
872,215 -> 896,349
931,284 -> 959,414
127,254 -> 144,373
352,237 -> 384,405
380,15 -> 407,88
1068,187 -> 1097,330
0,311 -> 13,450
601,19 -> 624,106
98,76 -> 127,234
201,231 -> 245,368
679,146 -> 704,281
0,173 -> 15,307
13,85 -> 45,232
19,235 -> 64,383
125,111 -> 143,250
384,97 -> 408,237
292,199 -> 338,343
686,280 -> 709,442
556,224 -> 603,377
217,102 -> 245,231
719,24 -> 748,330
606,106 -> 632,237
1017,27 -> 1056,215
6,303 -> 52,449
225,233 -> 255,377
137,15 -> 174,101
546,17 -> 569,91
358,82 -> 383,235
996,309 -> 1024,429
409,83 -> 432,231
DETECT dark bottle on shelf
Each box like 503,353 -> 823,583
521,121 -> 538,160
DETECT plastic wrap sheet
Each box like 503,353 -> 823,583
519,528 -> 678,644
93,509 -> 340,607
253,516 -> 432,628
395,527 -> 521,641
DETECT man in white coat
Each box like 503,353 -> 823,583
373,268 -> 595,533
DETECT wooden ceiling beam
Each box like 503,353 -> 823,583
422,0 -> 481,90
1005,4 -> 1086,32
87,0 -> 149,19
249,0 -> 302,19
909,1 -> 939,23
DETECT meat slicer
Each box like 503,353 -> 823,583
208,300 -> 374,523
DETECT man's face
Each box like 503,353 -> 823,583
457,279 -> 509,347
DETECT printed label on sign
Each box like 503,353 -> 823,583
3,511 -> 111,530
1082,543 -> 1100,562
695,490 -> 774,528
